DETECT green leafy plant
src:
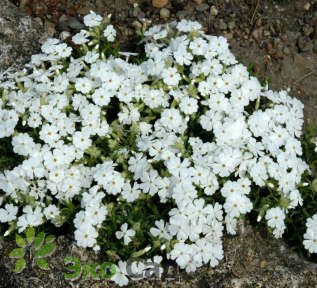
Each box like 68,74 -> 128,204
9,227 -> 56,272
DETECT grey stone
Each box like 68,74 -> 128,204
56,14 -> 68,32
176,10 -> 191,19
0,0 -> 47,73
67,17 -> 85,31
195,3 -> 209,12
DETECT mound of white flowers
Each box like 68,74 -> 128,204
0,11 -> 316,286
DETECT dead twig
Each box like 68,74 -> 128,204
250,0 -> 260,25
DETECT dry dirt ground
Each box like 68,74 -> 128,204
1,221 -> 317,288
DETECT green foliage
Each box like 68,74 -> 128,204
14,258 -> 26,273
9,227 -> 57,272
33,231 -> 45,249
247,122 -> 317,262
35,243 -> 56,257
35,258 -> 50,270
9,247 -> 25,258
97,194 -> 173,261
26,226 -> 35,244
15,233 -> 26,248
283,124 -> 317,262
0,137 -> 23,171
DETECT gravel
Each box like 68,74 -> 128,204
160,7 -> 170,18
195,3 -> 209,12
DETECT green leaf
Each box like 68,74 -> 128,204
9,248 -> 25,258
33,232 -> 45,249
45,234 -> 55,244
35,243 -> 56,258
14,258 -> 26,273
15,233 -> 26,248
312,178 -> 317,192
25,227 -> 35,244
35,258 -> 50,270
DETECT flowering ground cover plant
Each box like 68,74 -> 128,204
0,11 -> 316,286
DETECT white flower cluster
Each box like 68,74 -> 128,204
0,11 -> 314,286
304,214 -> 317,253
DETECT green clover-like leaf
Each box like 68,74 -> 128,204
15,233 -> 26,248
45,234 -> 55,244
14,258 -> 26,273
9,248 -> 25,258
35,258 -> 50,270
25,227 -> 35,244
35,243 -> 56,258
33,231 -> 45,249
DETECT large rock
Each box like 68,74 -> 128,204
0,0 -> 47,73
0,223 -> 316,288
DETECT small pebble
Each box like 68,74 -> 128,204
33,17 -> 43,27
303,26 -> 314,37
209,5 -> 218,16
283,47 -> 291,55
152,0 -> 168,8
160,8 -> 170,18
60,31 -> 71,41
176,10 -> 191,19
260,260 -> 267,269
195,3 -> 209,12
263,30 -> 270,37
251,28 -> 263,40
266,42 -> 274,52
303,2 -> 311,10
224,33 -> 233,40
132,20 -> 142,29
297,36 -> 311,52
219,19 -> 228,30
228,21 -> 236,30
44,20 -> 56,37
56,20 -> 68,32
